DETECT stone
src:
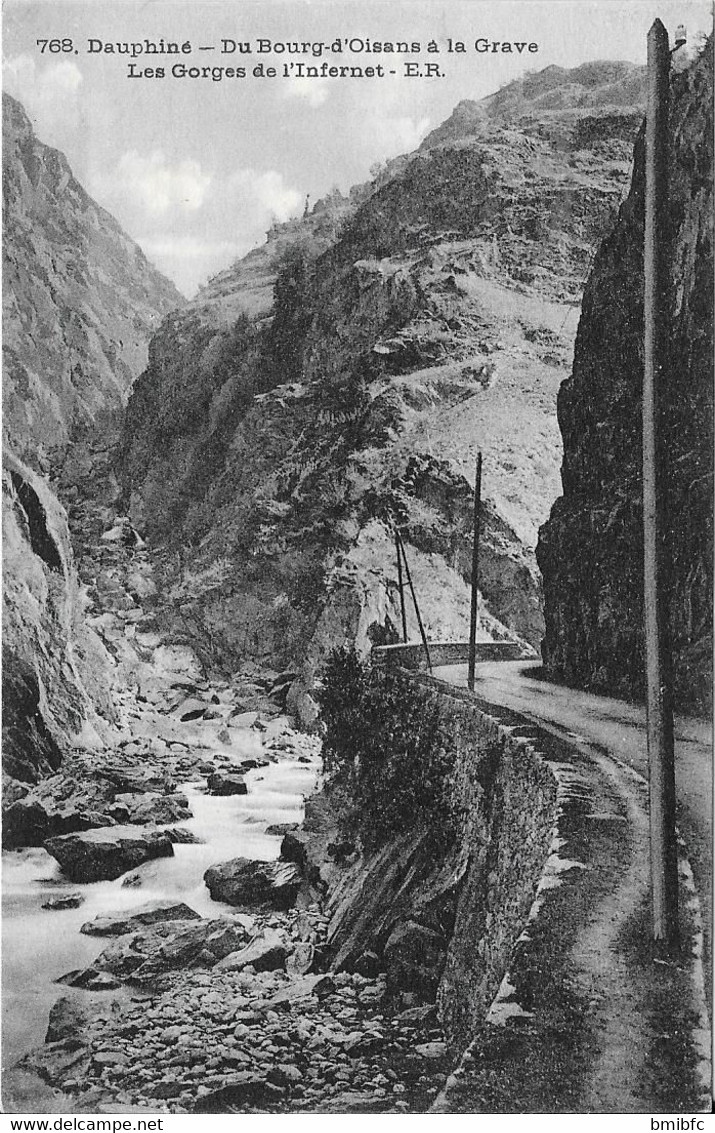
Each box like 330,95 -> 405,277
108,793 -> 191,825
267,1064 -> 302,1087
279,830 -> 310,868
3,796 -> 114,849
395,1004 -> 438,1026
229,711 -> 259,729
204,858 -> 301,910
79,900 -> 201,936
192,1074 -> 282,1113
44,826 -> 174,883
314,1091 -> 388,1113
313,975 -> 337,999
258,975 -> 324,1011
414,1040 -> 449,1060
92,1051 -> 132,1069
383,920 -> 446,999
285,941 -> 314,976
45,998 -> 92,1043
216,929 -> 289,973
165,827 -> 203,844
173,698 -> 208,721
265,822 -> 299,836
85,973 -> 123,991
206,773 -> 248,797
41,892 -> 85,910
55,967 -> 118,990
95,917 -> 252,980
22,1040 -> 92,1084
353,950 -> 382,978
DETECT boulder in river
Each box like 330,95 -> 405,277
204,857 -> 301,909
41,892 -> 85,911
3,796 -> 113,849
55,967 -> 122,991
44,825 -> 174,882
79,900 -> 201,936
265,822 -> 299,836
45,997 -> 91,1043
107,792 -> 192,825
206,772 -> 248,796
165,826 -> 203,844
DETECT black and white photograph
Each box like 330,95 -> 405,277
1,0 -> 713,1120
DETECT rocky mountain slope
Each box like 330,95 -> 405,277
2,93 -> 184,788
537,41 -> 713,710
2,93 -> 182,471
119,61 -> 646,690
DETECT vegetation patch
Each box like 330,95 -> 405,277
318,648 -> 455,854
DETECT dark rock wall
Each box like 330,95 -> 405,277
2,454 -> 115,784
537,44 -> 713,709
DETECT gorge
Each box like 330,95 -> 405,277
2,39 -> 712,1115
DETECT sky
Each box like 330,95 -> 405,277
3,0 -> 712,297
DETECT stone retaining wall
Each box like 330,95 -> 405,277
405,674 -> 560,1046
372,641 -> 532,670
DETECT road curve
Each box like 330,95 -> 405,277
434,659 -> 712,994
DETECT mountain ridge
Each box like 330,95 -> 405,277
2,92 -> 183,471
116,58 -> 648,692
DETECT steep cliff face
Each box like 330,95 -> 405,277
2,94 -> 183,789
120,61 -> 646,681
2,453 -> 115,785
2,93 -> 183,471
537,44 -> 713,709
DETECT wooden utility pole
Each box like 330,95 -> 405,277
396,529 -> 432,673
467,452 -> 483,692
643,18 -> 678,943
395,529 -> 408,642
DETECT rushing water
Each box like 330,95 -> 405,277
1,751 -> 320,1078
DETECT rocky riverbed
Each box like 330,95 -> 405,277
3,474 -> 455,1114
21,900 -> 453,1114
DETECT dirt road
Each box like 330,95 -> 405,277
435,660 -> 712,995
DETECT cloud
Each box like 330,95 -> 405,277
3,53 -> 83,136
129,167 -> 302,295
380,114 -> 431,154
93,151 -> 211,217
134,236 -> 249,298
226,168 -> 302,224
283,76 -> 330,108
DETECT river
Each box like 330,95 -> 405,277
1,748 -> 320,1085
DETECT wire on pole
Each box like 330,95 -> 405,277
467,452 -> 483,692
395,528 -> 432,673
395,528 -> 408,643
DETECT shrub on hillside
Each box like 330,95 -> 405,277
318,647 -> 455,853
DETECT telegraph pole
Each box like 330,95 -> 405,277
467,452 -> 483,692
396,530 -> 432,673
643,18 -> 678,943
395,529 -> 408,642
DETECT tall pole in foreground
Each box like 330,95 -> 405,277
467,452 -> 483,692
643,18 -> 678,943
